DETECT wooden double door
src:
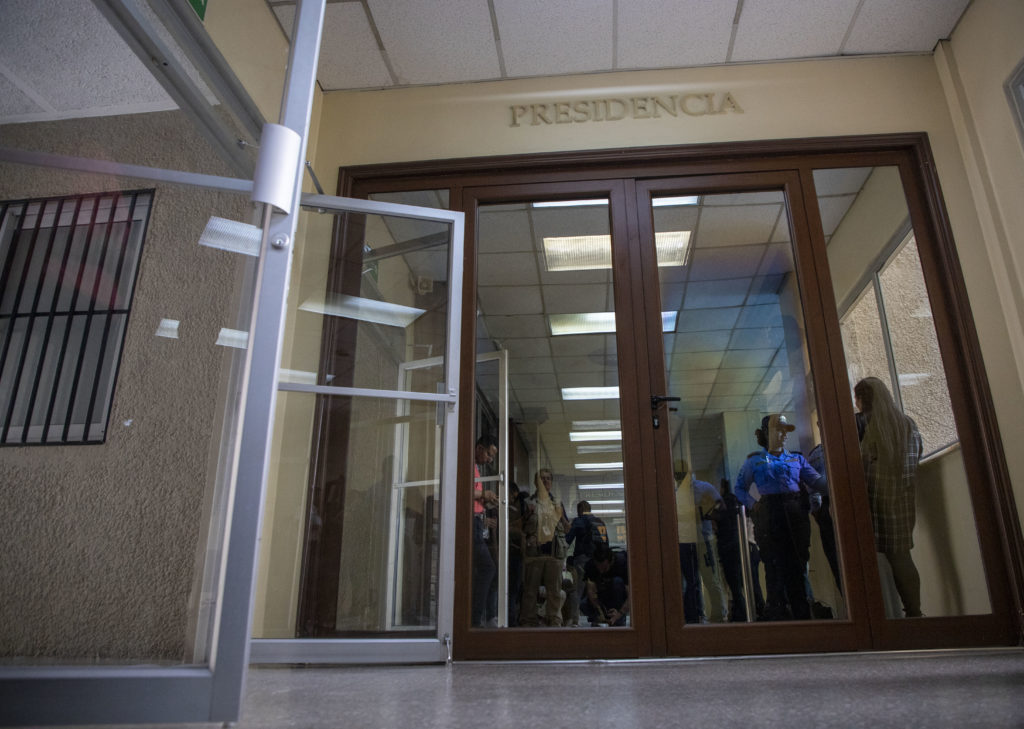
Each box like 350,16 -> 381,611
341,136 -> 1022,661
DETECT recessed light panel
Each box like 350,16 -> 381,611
561,386 -> 620,400
543,231 -> 690,272
569,430 -> 622,441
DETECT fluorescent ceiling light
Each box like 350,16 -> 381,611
592,509 -> 624,515
569,430 -> 622,442
575,462 -> 624,471
216,328 -> 249,349
532,199 -> 607,208
550,311 -> 676,336
299,294 -> 426,329
652,196 -> 699,207
198,216 -> 262,256
588,500 -> 625,505
543,231 -> 690,272
155,318 -> 179,339
572,419 -> 621,431
579,483 -> 624,490
562,386 -> 619,400
576,445 -> 622,454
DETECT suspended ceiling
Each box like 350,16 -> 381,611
0,0 -> 971,125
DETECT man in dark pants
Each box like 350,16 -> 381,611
471,435 -> 498,627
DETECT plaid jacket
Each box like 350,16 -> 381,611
863,418 -> 922,553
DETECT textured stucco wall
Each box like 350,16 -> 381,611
0,111 -> 250,661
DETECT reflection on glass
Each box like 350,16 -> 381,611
474,199 -> 629,628
256,200 -> 456,639
818,166 -> 990,618
655,190 -> 843,624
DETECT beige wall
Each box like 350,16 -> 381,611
313,47 -> 1024,553
0,112 -> 251,661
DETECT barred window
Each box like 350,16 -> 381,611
0,191 -> 152,445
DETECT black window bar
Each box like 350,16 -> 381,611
0,190 -> 152,445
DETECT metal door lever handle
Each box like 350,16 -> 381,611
651,395 -> 681,410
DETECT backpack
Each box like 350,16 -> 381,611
578,514 -> 609,557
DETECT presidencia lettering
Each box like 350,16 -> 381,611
508,91 -> 743,127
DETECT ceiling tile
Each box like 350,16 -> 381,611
368,0 -> 500,85
553,355 -> 613,374
278,3 -> 392,90
728,326 -> 785,350
484,315 -> 549,339
560,371 -> 618,388
653,205 -> 701,233
479,252 -> 540,286
543,283 -> 614,314
757,244 -> 793,276
671,381 -> 714,398
737,304 -> 784,329
617,0 -> 734,69
0,0 -> 169,113
672,330 -> 732,353
494,0 -> 614,77
688,245 -> 763,281
515,388 -> 562,404
746,275 -> 785,305
511,372 -> 558,389
671,351 -> 724,370
697,205 -> 782,247
722,348 -> 777,368
660,282 -> 687,310
478,209 -> 534,253
732,0 -> 861,62
844,0 -> 970,54
478,285 -> 543,315
676,306 -> 741,332
706,395 -> 755,411
508,357 -> 555,373
684,278 -> 751,309
704,192 -> 785,206
550,333 -> 616,357
715,367 -> 768,384
668,369 -> 719,385
711,381 -> 759,397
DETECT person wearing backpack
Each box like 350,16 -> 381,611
566,500 -> 609,624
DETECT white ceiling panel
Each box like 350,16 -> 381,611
478,285 -> 543,315
368,0 -> 500,85
500,336 -> 552,358
672,381 -> 715,399
706,395 -> 756,411
728,326 -> 785,351
675,306 -> 741,332
711,381 -> 760,398
845,0 -> 969,54
484,315 -> 549,339
543,283 -> 613,314
746,275 -> 785,305
494,0 -> 614,78
511,372 -> 558,389
617,0 -> 734,70
478,210 -> 534,253
737,303 -> 784,329
704,192 -> 786,206
509,357 -> 555,373
668,369 -> 719,385
757,245 -> 793,276
688,246 -> 764,281
0,0 -> 170,114
478,252 -> 540,286
715,367 -> 768,384
722,348 -> 777,368
684,278 -> 752,309
549,333 -> 615,357
731,0 -> 861,62
672,351 -> 725,370
697,205 -> 781,247
532,205 -> 612,237
515,388 -> 562,404
553,355 -> 612,374
561,371 -> 617,388
276,3 -> 393,90
672,330 -> 732,353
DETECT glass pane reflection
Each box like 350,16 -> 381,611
474,199 -> 630,629
817,166 -> 990,618
655,190 -> 844,624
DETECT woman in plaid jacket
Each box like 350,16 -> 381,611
854,377 -> 924,618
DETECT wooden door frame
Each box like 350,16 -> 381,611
337,133 -> 1024,659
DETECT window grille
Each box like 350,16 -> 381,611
0,190 -> 152,445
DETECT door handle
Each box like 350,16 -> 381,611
650,395 -> 681,410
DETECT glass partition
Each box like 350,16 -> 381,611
817,166 -> 989,618
651,189 -> 844,624
474,198 -> 631,629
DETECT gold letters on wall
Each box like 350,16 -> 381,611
509,92 -> 743,127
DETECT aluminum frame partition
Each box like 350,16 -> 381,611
0,1 -> 325,724
249,193 -> 464,665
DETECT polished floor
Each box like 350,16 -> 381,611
35,649 -> 1024,728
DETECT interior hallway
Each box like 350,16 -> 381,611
31,648 -> 1024,729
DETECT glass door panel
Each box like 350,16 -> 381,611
646,186 -> 845,628
816,166 -> 989,621
251,196 -> 463,664
472,194 -> 634,634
